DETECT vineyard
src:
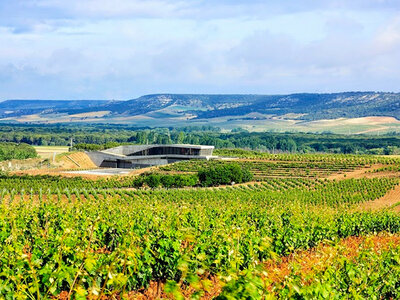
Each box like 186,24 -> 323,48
213,149 -> 400,164
1,150 -> 400,298
160,150 -> 400,180
0,174 -> 136,191
160,159 -> 366,179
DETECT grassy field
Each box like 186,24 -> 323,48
33,146 -> 70,159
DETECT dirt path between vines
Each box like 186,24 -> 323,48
327,164 -> 385,180
358,184 -> 400,211
96,234 -> 400,299
263,234 -> 400,291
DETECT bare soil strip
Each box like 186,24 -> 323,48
358,184 -> 400,211
327,164 -> 384,180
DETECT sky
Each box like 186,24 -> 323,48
0,0 -> 400,100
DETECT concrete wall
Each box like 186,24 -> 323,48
87,151 -> 171,168
102,145 -> 149,156
86,151 -> 110,167
199,148 -> 214,156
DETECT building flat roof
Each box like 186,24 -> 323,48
137,144 -> 214,149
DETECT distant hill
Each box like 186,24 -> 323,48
0,100 -> 109,118
194,92 -> 400,121
1,92 -> 400,123
85,92 -> 400,121
98,94 -> 260,116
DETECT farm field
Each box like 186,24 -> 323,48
161,150 -> 400,180
33,146 -> 70,159
7,114 -> 400,135
2,150 -> 400,298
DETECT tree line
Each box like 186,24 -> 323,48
1,123 -> 400,154
0,143 -> 37,161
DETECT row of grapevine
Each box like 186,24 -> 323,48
0,174 -> 136,191
218,234 -> 400,299
160,156 -> 391,179
213,148 -> 400,165
0,177 -> 398,297
0,177 -> 395,208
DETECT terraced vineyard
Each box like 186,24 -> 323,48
0,177 -> 396,207
213,149 -> 400,164
161,159 -> 369,179
161,151 -> 400,181
1,151 -> 400,298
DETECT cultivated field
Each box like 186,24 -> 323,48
6,115 -> 400,134
2,150 -> 400,298
33,146 -> 70,159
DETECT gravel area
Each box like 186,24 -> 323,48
64,168 -> 133,176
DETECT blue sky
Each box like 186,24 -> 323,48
0,0 -> 400,99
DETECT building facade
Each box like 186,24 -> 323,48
87,144 -> 215,168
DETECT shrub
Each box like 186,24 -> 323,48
0,142 -> 37,161
135,173 -> 199,189
198,163 -> 254,186
144,173 -> 161,188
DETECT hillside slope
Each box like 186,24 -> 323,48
1,92 -> 400,122
0,100 -> 109,118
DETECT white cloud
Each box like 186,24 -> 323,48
0,1 -> 400,99
374,16 -> 400,52
35,0 -> 191,18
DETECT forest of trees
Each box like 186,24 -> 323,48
0,143 -> 37,161
1,123 -> 400,155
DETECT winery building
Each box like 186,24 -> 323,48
87,144 -> 215,168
